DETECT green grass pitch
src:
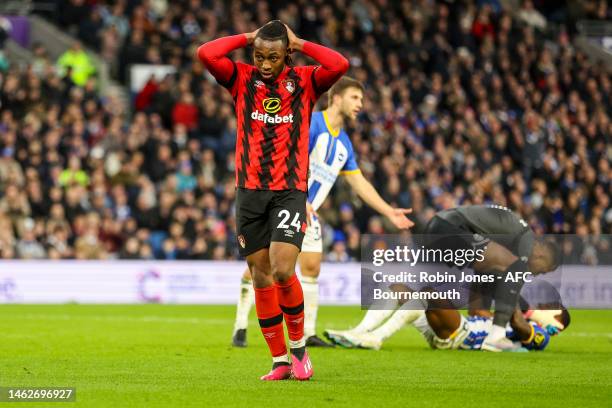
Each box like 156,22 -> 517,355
1,305 -> 610,407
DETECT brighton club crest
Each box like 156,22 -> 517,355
238,235 -> 246,248
283,79 -> 295,94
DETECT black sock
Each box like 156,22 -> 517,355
493,259 -> 527,327
291,346 -> 305,360
272,361 -> 290,369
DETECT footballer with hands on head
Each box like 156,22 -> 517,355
198,20 -> 348,381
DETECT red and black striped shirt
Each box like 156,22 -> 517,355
198,35 -> 348,192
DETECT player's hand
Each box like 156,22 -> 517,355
284,23 -> 304,53
528,309 -> 565,332
545,324 -> 560,336
245,28 -> 259,45
385,208 -> 414,230
306,201 -> 318,226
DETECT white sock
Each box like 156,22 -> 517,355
369,304 -> 425,341
289,337 -> 306,349
233,279 -> 253,332
352,297 -> 399,333
487,324 -> 506,342
272,354 -> 290,365
301,276 -> 319,338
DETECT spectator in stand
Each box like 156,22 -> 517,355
59,155 -> 90,187
517,0 -> 548,31
172,92 -> 198,131
16,218 -> 46,259
135,76 -> 159,112
57,42 -> 96,87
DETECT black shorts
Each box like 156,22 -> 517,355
235,188 -> 307,256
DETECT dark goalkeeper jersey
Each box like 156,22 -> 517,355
438,204 -> 535,261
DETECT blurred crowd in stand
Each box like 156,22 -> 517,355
0,0 -> 610,263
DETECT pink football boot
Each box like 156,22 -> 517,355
291,351 -> 313,380
260,364 -> 292,381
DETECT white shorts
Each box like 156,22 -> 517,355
301,216 -> 322,253
413,314 -> 493,350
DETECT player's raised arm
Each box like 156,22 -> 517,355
343,171 -> 414,230
284,24 -> 349,92
196,32 -> 256,85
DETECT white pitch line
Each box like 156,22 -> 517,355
561,331 -> 612,338
2,313 -> 234,325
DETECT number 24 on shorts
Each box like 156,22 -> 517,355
277,210 -> 301,231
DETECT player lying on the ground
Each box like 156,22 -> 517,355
198,20 -> 348,381
324,294 -> 570,352
419,204 -> 561,351
231,77 -> 414,349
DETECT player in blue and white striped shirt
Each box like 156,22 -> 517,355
325,287 -> 569,352
326,306 -> 567,352
231,77 -> 414,347
306,109 -> 360,210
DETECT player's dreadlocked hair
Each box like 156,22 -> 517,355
255,20 -> 292,65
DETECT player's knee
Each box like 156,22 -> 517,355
477,242 -> 518,272
247,255 -> 271,281
270,259 -> 294,283
272,268 -> 294,283
250,265 -> 271,278
301,262 -> 320,278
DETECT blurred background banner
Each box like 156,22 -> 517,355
0,261 -> 361,304
0,261 -> 610,307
